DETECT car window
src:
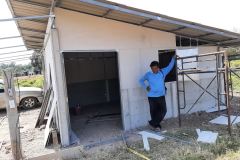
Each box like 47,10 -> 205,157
0,83 -> 4,93
0,83 -> 4,89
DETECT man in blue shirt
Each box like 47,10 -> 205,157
139,56 -> 175,130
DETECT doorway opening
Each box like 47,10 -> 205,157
63,51 -> 122,145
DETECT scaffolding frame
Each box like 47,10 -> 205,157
176,51 -> 240,134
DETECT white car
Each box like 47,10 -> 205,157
0,79 -> 43,109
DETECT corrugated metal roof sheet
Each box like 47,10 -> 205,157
6,0 -> 51,50
6,0 -> 240,51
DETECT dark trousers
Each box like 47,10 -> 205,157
148,96 -> 167,128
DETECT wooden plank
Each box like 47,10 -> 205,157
3,70 -> 22,159
35,87 -> 52,127
44,97 -> 57,147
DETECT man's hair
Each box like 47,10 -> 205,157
150,61 -> 159,67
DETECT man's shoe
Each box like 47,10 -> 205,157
148,123 -> 156,131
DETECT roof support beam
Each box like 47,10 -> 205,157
0,45 -> 25,50
50,0 -> 58,13
0,15 -> 54,22
20,28 -> 46,34
23,36 -> 44,40
170,26 -> 186,32
102,9 -> 112,17
26,44 -> 42,48
22,33 -> 45,38
0,36 -> 22,40
0,50 -> 32,56
13,0 -> 51,8
25,43 -> 43,47
194,33 -> 215,38
0,57 -> 31,64
0,54 -> 32,61
17,19 -> 48,25
139,19 -> 153,26
78,0 -> 240,39
25,40 -> 43,43
218,38 -> 240,45
2,35 -> 44,40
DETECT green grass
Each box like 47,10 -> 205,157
230,60 -> 240,92
15,75 -> 44,88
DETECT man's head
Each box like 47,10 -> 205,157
150,61 -> 159,74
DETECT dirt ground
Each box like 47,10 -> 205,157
0,94 -> 239,160
0,108 -> 55,160
76,94 -> 240,160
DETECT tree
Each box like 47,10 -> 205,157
0,63 -> 33,77
226,47 -> 240,55
30,52 -> 42,74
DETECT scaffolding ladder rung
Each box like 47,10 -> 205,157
178,90 -> 185,92
219,93 -> 227,95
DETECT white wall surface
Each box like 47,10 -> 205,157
54,8 -> 177,130
45,7 -> 224,134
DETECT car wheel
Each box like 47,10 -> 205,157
21,97 -> 38,109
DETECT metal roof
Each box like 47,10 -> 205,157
6,0 -> 240,51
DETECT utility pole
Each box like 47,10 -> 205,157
3,70 -> 22,160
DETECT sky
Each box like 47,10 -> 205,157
0,0 -> 33,65
109,0 -> 240,32
0,0 -> 239,65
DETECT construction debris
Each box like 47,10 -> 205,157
35,87 -> 53,128
209,115 -> 240,125
121,133 -> 150,160
196,129 -> 218,144
138,131 -> 165,151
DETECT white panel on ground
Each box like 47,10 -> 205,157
209,115 -> 240,125
138,131 -> 165,151
196,129 -> 218,144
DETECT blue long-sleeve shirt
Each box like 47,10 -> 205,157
139,57 -> 175,97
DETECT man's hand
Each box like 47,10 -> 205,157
146,86 -> 151,92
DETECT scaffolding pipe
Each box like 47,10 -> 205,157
224,52 -> 232,135
176,51 -> 239,135
177,51 -> 224,59
0,45 -> 25,50
0,54 -> 32,61
186,75 -> 217,114
181,58 -> 186,109
0,50 -> 32,56
216,54 -> 220,111
0,15 -> 55,22
176,62 -> 181,127
0,57 -> 30,64
0,36 -> 22,40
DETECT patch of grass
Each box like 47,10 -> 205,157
175,153 -> 213,160
164,128 -> 197,142
216,150 -> 240,160
210,136 -> 240,156
230,60 -> 240,92
15,75 -> 44,88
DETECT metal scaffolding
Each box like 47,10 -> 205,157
176,51 -> 240,134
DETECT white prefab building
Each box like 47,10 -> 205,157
7,0 -> 240,146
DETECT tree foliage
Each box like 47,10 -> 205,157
226,47 -> 240,55
30,52 -> 42,74
0,62 -> 33,77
